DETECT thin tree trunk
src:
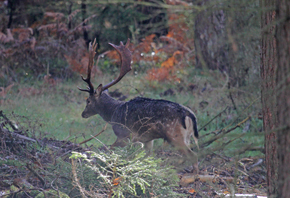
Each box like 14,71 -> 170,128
194,4 -> 229,72
276,0 -> 290,197
260,0 -> 278,197
7,0 -> 15,28
81,0 -> 89,43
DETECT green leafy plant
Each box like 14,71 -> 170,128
70,142 -> 182,198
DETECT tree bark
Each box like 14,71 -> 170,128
276,0 -> 290,197
194,4 -> 229,72
260,0 -> 278,197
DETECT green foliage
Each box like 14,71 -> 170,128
70,142 -> 182,198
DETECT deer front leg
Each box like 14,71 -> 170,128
111,124 -> 132,148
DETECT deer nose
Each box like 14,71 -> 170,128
81,112 -> 88,118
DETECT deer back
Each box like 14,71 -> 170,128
111,97 -> 198,143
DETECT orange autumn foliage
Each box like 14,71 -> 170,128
143,1 -> 194,82
65,53 -> 99,76
112,177 -> 121,186
161,56 -> 176,68
188,188 -> 196,193
146,67 -> 170,82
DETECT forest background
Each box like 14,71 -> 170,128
0,0 -> 288,197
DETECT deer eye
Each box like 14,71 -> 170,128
87,100 -> 90,104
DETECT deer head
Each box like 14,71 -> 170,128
78,39 -> 132,119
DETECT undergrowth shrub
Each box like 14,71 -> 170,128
70,142 -> 183,198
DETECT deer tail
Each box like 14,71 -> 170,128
184,115 -> 199,150
193,116 -> 198,139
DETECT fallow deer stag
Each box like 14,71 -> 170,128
79,38 -> 199,173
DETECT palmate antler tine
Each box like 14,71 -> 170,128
78,39 -> 98,95
102,38 -> 132,91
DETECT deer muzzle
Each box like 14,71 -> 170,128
81,111 -> 89,118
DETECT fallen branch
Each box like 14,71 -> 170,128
234,143 -> 254,156
247,159 -> 263,170
26,163 -> 46,187
71,159 -> 90,198
11,132 -> 37,142
79,123 -> 107,145
201,116 -> 250,148
0,110 -> 17,130
0,111 -> 37,143
199,133 -> 246,158
180,174 -> 234,186
1,125 -> 37,143
199,107 -> 228,138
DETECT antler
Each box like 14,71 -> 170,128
78,39 -> 98,95
101,38 -> 132,91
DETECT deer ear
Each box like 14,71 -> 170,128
95,84 -> 103,96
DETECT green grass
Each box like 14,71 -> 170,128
2,81 -> 111,144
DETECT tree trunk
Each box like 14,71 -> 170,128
81,0 -> 89,43
7,0 -> 16,28
194,4 -> 229,72
276,0 -> 290,197
260,0 -> 278,197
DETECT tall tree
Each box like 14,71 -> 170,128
276,0 -> 290,197
260,0 -> 278,197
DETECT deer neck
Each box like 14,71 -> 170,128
98,93 -> 124,122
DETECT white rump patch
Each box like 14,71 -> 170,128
183,116 -> 199,150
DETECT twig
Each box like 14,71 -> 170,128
50,175 -> 60,197
180,174 -> 234,186
247,158 -> 263,170
199,107 -> 228,137
57,147 -> 83,160
11,132 -> 37,142
200,133 -> 246,158
79,123 -> 108,145
201,116 -> 250,148
0,111 -> 37,143
0,110 -> 17,130
50,138 -> 72,165
228,82 -> 239,113
234,143 -> 253,156
92,136 -> 110,152
71,159 -> 88,198
26,163 -> 46,187
213,152 -> 232,162
221,97 -> 259,133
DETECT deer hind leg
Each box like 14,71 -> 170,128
169,137 -> 198,174
167,117 -> 199,173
